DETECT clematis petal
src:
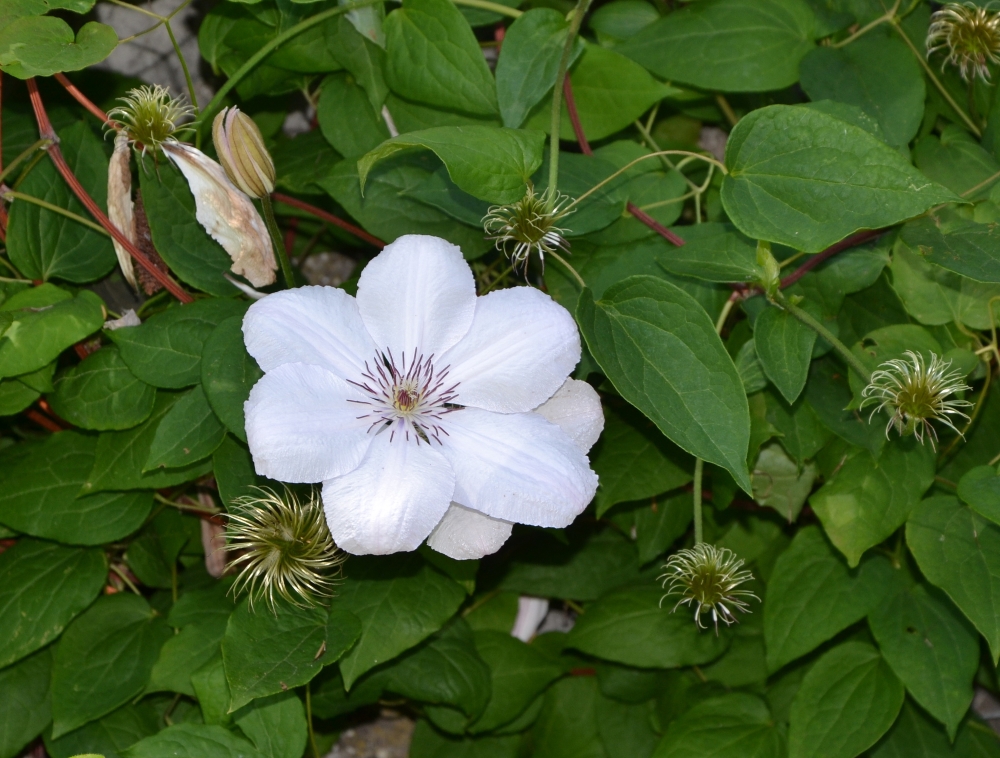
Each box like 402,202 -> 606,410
356,235 -> 476,358
442,287 -> 580,413
244,362 -> 373,483
440,407 -> 598,528
323,435 -> 455,555
426,503 -> 513,560
243,286 -> 376,378
534,379 -> 604,453
161,143 -> 276,287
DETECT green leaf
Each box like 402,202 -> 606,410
148,620 -> 227,698
5,121 -> 115,282
532,677 -> 607,758
384,0 -> 498,116
84,392 -> 214,493
764,526 -> 893,672
222,597 -> 361,711
125,724 -> 263,758
619,0 -> 816,92
889,239 -> 1000,330
721,105 -> 959,253
233,692 -> 307,758
591,403 -> 692,517
317,72 -> 390,160
495,8 -> 583,129
525,42 -> 678,141
788,641 -> 904,758
0,432 -> 152,544
138,163 -> 239,297
358,125 -> 544,204
144,385 -> 226,471
914,127 -> 1000,199
799,32 -> 924,147
410,720 -> 521,758
213,435 -> 257,510
0,649 -> 52,758
0,17 -> 116,78
50,346 -> 155,431
869,699 -> 1000,758
907,496 -> 1000,663
651,693 -> 784,758
51,594 -> 172,738
469,630 -> 563,733
335,555 -> 466,688
0,376 -> 40,416
327,14 -> 388,111
589,0 -> 659,45
0,289 -> 105,380
751,442 -> 817,522
45,702 -> 159,758
320,153 -> 493,257
753,306 -> 817,404
201,315 -> 262,443
577,276 -> 752,493
382,619 -> 491,718
193,654 -> 232,726
868,584 -> 978,740
810,440 -> 936,567
0,539 -> 106,668
958,465 -> 1000,525
567,584 -> 730,668
109,299 -> 247,389
901,212 -> 1000,285
657,223 -> 763,284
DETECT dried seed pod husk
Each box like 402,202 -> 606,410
107,131 -> 138,290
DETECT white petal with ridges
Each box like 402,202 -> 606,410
443,287 -> 581,413
243,286 -> 376,378
323,435 -> 455,555
426,503 -> 513,560
440,408 -> 598,528
356,235 -> 476,357
161,143 -> 276,287
534,379 -> 604,453
244,363 -> 373,483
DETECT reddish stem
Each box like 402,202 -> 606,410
54,73 -> 113,126
271,192 -> 385,249
563,75 -> 686,248
26,79 -> 193,303
778,229 -> 884,289
26,408 -> 63,433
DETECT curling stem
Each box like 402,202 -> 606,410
262,194 -> 296,288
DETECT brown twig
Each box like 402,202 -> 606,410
271,193 -> 385,249
563,75 -> 686,247
25,79 -> 193,303
54,73 -> 114,126
778,229 -> 885,289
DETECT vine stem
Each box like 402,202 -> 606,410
261,194 -> 296,288
453,0 -> 522,17
197,0 -> 387,133
547,249 -> 586,289
272,192 -> 385,248
547,0 -> 594,200
776,293 -> 872,383
0,138 -> 52,187
692,458 -> 704,544
831,0 -> 900,48
306,683 -> 320,758
2,190 -> 110,236
25,79 -> 193,303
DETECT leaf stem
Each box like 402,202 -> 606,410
166,21 -> 200,115
261,194 -> 296,288
271,192 -> 384,248
831,0 -> 899,48
1,190 -> 110,236
110,564 -> 142,596
547,0 -> 594,202
452,0 -> 522,17
776,293 -> 872,383
891,19 -> 982,137
196,0 -> 387,133
692,458 -> 704,544
0,138 -> 52,186
306,683 -> 320,758
547,249 -> 586,289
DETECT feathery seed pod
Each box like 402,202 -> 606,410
659,543 -> 759,633
107,84 -> 193,154
927,3 -> 1000,82
483,185 -> 574,274
212,107 -> 276,200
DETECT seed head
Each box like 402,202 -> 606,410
659,543 -> 758,633
483,185 -> 574,274
927,3 -> 1000,82
861,350 -> 972,450
212,106 -> 276,199
107,85 -> 194,153
225,487 -> 346,613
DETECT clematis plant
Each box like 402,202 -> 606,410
242,234 -> 603,557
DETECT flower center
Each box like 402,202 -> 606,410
349,349 -> 459,444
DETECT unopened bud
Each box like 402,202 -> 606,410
756,240 -> 781,300
212,107 -> 275,199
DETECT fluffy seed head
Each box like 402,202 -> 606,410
225,487 -> 346,612
927,3 -> 1000,82
107,85 -> 193,153
659,543 -> 759,633
861,350 -> 972,450
212,106 -> 276,199
483,185 -> 574,274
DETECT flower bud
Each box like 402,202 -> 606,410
212,107 -> 276,200
756,240 -> 781,300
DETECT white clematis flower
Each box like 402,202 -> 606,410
242,234 -> 602,557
